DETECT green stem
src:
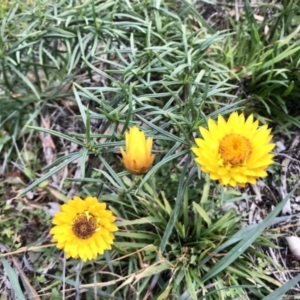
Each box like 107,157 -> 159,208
121,175 -> 141,196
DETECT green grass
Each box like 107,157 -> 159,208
1,0 -> 300,299
222,0 -> 300,128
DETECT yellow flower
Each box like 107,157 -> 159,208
120,126 -> 155,175
50,196 -> 118,262
191,112 -> 275,187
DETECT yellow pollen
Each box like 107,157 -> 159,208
218,133 -> 252,166
72,213 -> 97,239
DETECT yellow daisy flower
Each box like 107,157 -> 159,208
50,196 -> 118,262
191,112 -> 275,187
120,126 -> 156,175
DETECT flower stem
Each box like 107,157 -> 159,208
120,175 -> 140,197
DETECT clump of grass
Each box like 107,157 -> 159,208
222,0 -> 300,127
1,0 -> 300,299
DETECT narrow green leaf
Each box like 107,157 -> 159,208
79,149 -> 88,179
8,64 -> 40,99
27,126 -> 85,147
17,152 -> 82,197
73,85 -> 87,128
200,175 -> 210,203
114,242 -> 151,248
134,262 -> 171,281
263,273 -> 300,300
157,285 -> 173,300
81,56 -> 115,81
202,183 -> 299,282
85,105 -> 91,145
262,45 -> 300,69
121,85 -> 133,134
137,115 -> 187,145
193,202 -> 211,226
116,216 -> 161,226
277,24 -> 300,49
139,148 -> 189,189
185,270 -> 198,300
98,156 -> 126,188
1,258 -> 26,300
159,156 -> 191,253
115,232 -> 157,240
179,0 -> 214,33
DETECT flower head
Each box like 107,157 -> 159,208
192,112 -> 275,187
50,196 -> 118,262
120,126 -> 155,175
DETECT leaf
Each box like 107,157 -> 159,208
185,270 -> 198,300
201,183 -> 299,283
1,258 -> 26,300
133,261 -> 171,282
263,273 -> 300,300
17,152 -> 82,197
116,216 -> 161,226
159,156 -> 192,253
27,126 -> 85,147
193,202 -> 211,226
7,64 -> 40,100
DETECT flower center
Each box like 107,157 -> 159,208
218,133 -> 252,166
72,213 -> 97,239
